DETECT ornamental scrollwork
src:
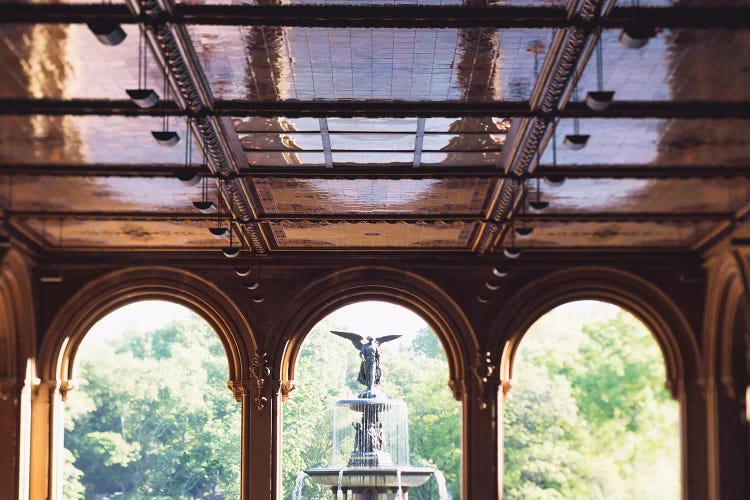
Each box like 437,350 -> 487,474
250,352 -> 272,411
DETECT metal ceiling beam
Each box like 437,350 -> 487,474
5,210 -> 732,223
3,99 -> 750,119
254,212 -> 730,223
2,164 -> 748,180
2,4 -> 748,29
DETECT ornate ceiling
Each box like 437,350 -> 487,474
1,0 -> 749,256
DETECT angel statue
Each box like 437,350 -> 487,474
331,331 -> 402,396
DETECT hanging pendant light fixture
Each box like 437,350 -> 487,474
529,176 -> 549,212
222,223 -> 241,258
151,63 -> 179,146
209,194 -> 228,238
503,222 -> 522,259
544,121 -> 566,187
235,267 -> 251,277
585,32 -> 615,111
564,85 -> 589,150
193,174 -> 216,213
177,118 -> 201,186
88,21 -> 126,46
492,266 -> 509,278
126,26 -> 159,108
619,25 -> 655,49
515,186 -> 534,237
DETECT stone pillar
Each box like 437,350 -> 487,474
464,363 -> 500,499
230,377 -> 275,500
0,378 -> 24,499
679,378 -> 709,500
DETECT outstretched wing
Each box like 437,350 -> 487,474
375,334 -> 402,345
330,330 -> 365,351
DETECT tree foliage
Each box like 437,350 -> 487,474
503,309 -> 680,500
63,304 -> 680,500
282,324 -> 461,499
64,317 -> 241,499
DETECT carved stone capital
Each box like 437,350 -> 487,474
501,380 -> 513,402
448,378 -> 466,401
227,379 -> 254,403
279,379 -> 296,402
59,380 -> 75,401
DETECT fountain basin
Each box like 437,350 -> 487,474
305,467 -> 434,489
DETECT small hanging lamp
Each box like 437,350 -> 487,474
222,223 -> 241,258
151,64 -> 179,146
619,25 -> 655,50
585,32 -> 615,111
544,121 -> 566,187
193,174 -> 216,213
177,118 -> 201,186
126,27 -> 159,108
564,85 -> 589,150
235,267 -> 251,277
88,21 -> 126,46
529,176 -> 549,212
515,187 -> 533,237
503,223 -> 522,259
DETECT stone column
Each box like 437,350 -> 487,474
464,356 -> 500,500
679,377 -> 709,500
0,377 -> 24,499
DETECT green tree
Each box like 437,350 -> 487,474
281,322 -> 461,499
503,307 -> 680,500
64,317 -> 241,499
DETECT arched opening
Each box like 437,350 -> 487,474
282,300 -> 461,499
503,300 -> 680,499
62,300 -> 241,499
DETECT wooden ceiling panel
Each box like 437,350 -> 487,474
181,0 -> 557,5
513,220 -> 717,249
0,175 -> 207,214
189,25 -> 553,101
251,178 -> 493,215
572,29 -> 750,103
534,177 -> 750,215
0,23 -> 164,100
542,119 -> 750,167
16,218 -> 225,251
0,115 -> 199,166
267,221 -> 478,249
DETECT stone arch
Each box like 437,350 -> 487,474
0,248 -> 36,381
703,254 -> 748,399
703,253 -> 750,500
38,266 -> 256,392
0,248 -> 36,500
275,266 -> 476,401
492,266 -> 700,399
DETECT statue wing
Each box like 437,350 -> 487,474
375,334 -> 402,345
330,330 -> 365,350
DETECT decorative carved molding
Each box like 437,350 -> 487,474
475,223 -> 499,255
250,352 -> 272,411
280,379 -> 296,402
133,0 -> 268,255
447,377 -> 465,401
227,379 -> 253,403
472,350 -> 499,410
59,380 -> 75,401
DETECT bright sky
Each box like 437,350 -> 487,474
317,301 -> 430,343
83,300 -> 195,346
82,298 -> 625,349
82,299 -> 431,347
